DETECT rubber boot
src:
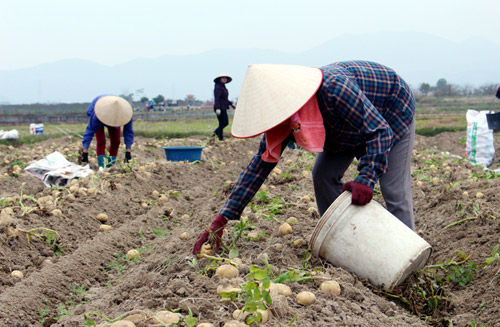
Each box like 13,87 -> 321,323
97,155 -> 107,169
106,156 -> 116,168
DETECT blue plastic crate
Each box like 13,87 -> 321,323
163,146 -> 204,162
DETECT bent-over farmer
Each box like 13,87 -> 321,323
193,60 -> 416,255
81,95 -> 134,169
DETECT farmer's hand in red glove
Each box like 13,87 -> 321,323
342,181 -> 373,205
192,214 -> 228,255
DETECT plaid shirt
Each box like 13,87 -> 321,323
214,82 -> 231,110
221,61 -> 415,220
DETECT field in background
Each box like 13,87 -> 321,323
2,96 -> 500,144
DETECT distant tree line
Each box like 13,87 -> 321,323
119,89 -> 205,108
415,79 -> 498,97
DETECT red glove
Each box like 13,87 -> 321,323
192,214 -> 228,255
342,181 -> 373,205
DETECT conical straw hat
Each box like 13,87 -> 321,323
94,96 -> 133,127
231,64 -> 323,138
214,73 -> 232,83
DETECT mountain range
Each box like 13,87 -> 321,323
1,31 -> 499,104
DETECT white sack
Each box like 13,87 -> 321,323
465,109 -> 495,168
24,151 -> 93,187
0,129 -> 19,140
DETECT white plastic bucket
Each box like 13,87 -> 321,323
310,191 -> 432,290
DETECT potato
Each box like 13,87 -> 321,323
51,209 -> 62,218
416,181 -> 423,187
41,259 -> 53,267
140,202 -> 148,208
181,214 -> 190,220
197,323 -> 216,327
462,191 -> 469,198
286,217 -> 298,224
123,313 -> 147,324
7,225 -> 19,238
1,207 -> 13,215
293,239 -> 305,247
180,232 -> 190,240
216,264 -> 239,279
78,187 -> 88,196
110,321 -> 136,327
154,311 -> 179,324
216,284 -> 241,294
307,207 -> 318,214
152,190 -> 160,198
11,270 -> 24,279
96,213 -> 108,223
257,309 -> 270,323
223,321 -> 246,327
69,185 -> 79,193
431,177 -> 440,184
99,224 -> 112,232
272,243 -> 283,251
320,280 -> 341,296
159,195 -> 169,203
296,291 -> 316,305
476,192 -> 484,199
232,309 -> 249,320
231,257 -> 243,265
246,231 -> 259,240
270,283 -> 292,296
87,187 -> 97,195
279,223 -> 293,236
127,249 -> 140,260
197,243 -> 213,258
301,195 -> 312,202
65,193 -> 76,202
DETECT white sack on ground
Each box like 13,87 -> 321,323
24,151 -> 92,187
0,129 -> 19,140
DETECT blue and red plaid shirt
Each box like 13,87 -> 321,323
221,61 -> 415,220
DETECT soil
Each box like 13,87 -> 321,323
0,132 -> 499,327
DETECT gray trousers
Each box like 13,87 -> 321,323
312,120 -> 416,230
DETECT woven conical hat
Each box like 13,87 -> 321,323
231,64 -> 323,138
214,73 -> 232,83
94,96 -> 133,127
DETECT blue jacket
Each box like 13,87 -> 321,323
82,95 -> 134,150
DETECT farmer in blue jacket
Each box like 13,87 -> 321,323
81,95 -> 134,169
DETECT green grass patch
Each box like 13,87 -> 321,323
0,118 -> 233,146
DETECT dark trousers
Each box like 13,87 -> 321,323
95,126 -> 121,156
312,119 -> 416,230
213,109 -> 228,140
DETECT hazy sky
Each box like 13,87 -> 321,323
1,0 -> 499,71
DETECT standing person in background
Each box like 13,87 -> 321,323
496,86 -> 500,99
81,95 -> 134,169
194,61 -> 416,255
212,73 -> 235,141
